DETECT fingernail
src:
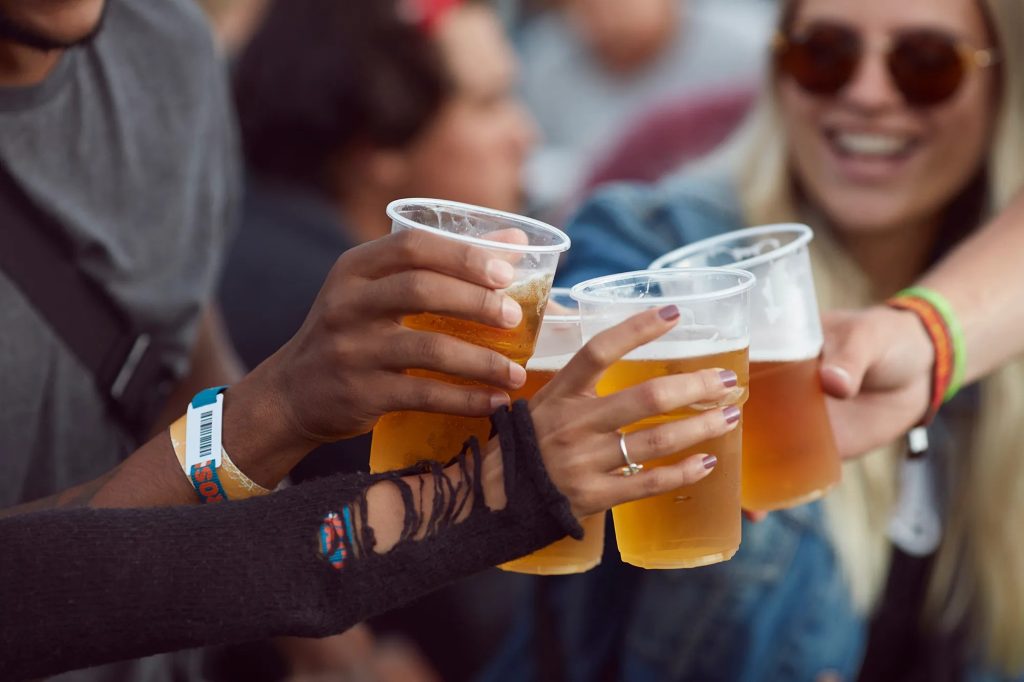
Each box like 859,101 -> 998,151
718,370 -> 738,388
825,365 -> 851,384
487,259 -> 515,285
502,297 -> 523,326
702,454 -> 718,470
658,304 -> 680,321
723,406 -> 741,424
509,362 -> 527,387
490,393 -> 510,410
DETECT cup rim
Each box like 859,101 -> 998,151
570,267 -> 756,305
649,223 -> 813,271
387,198 -> 571,254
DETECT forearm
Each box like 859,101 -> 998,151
919,190 -> 1024,382
0,406 -> 575,680
90,363 -> 317,508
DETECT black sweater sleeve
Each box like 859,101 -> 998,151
0,402 -> 582,681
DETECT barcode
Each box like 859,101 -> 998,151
199,409 -> 214,460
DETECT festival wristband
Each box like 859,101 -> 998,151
894,286 -> 966,402
887,288 -> 964,425
168,387 -> 271,503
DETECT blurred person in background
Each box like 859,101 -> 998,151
518,0 -> 774,214
218,0 -> 536,678
222,0 -> 535,378
486,0 -> 1024,679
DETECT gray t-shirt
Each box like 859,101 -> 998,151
0,2 -> 237,677
0,0 -> 238,507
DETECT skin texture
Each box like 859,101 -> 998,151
780,0 -> 997,295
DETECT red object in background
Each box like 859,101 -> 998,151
400,0 -> 463,34
580,85 -> 757,194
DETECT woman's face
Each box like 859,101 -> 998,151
400,5 -> 536,213
778,0 -> 998,234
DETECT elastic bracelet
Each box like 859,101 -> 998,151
894,286 -> 966,402
168,387 -> 271,503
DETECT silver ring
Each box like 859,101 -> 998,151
618,432 -> 644,477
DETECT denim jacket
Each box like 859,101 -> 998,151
480,175 -> 1020,682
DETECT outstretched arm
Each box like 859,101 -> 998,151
822,190 -> 1024,457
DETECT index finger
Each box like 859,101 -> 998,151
551,305 -> 681,395
347,229 -> 526,290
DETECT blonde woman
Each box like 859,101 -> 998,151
497,0 -> 1024,680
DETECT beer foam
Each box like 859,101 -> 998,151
750,341 -> 823,363
526,352 -> 576,371
620,338 -> 748,361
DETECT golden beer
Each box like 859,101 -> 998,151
598,345 -> 749,569
499,359 -> 606,575
369,277 -> 551,472
741,354 -> 840,511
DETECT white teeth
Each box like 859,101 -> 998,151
833,132 -> 911,156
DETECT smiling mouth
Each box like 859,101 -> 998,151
825,129 -> 919,161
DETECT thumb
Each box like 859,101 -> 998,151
820,316 -> 871,400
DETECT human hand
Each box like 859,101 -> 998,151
819,306 -> 934,458
236,229 -> 531,451
521,305 -> 742,519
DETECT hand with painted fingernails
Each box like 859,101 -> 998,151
513,304 -> 742,519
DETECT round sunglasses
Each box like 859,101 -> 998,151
773,22 -> 998,107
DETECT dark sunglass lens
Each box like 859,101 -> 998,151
889,30 -> 965,105
778,24 -> 859,95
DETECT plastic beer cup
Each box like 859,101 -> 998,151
369,199 -> 570,473
499,289 -> 606,575
572,268 -> 754,569
651,224 -> 841,511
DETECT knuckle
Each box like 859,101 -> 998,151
701,369 -> 722,395
699,413 -> 720,440
479,287 -> 501,319
394,230 -> 422,259
412,333 -> 445,364
640,469 -> 667,496
641,383 -> 671,414
645,428 -> 671,454
579,341 -> 612,369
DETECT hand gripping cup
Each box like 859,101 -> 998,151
572,269 -> 754,569
651,224 -> 841,511
369,199 -> 570,473
499,289 -> 606,575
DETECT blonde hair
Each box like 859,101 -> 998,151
712,0 -> 1024,672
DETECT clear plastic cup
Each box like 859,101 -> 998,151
572,268 -> 754,569
499,289 -> 606,575
370,199 -> 570,473
651,224 -> 840,510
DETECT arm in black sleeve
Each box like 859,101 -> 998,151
0,402 -> 581,681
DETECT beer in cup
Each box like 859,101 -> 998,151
369,199 -> 570,472
651,224 -> 841,511
499,289 -> 606,575
572,268 -> 753,569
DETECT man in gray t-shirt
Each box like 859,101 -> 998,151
0,0 -> 239,678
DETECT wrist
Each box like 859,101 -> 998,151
888,305 -> 936,373
480,438 -> 507,511
219,370 -> 319,489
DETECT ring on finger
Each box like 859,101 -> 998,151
617,432 -> 644,477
